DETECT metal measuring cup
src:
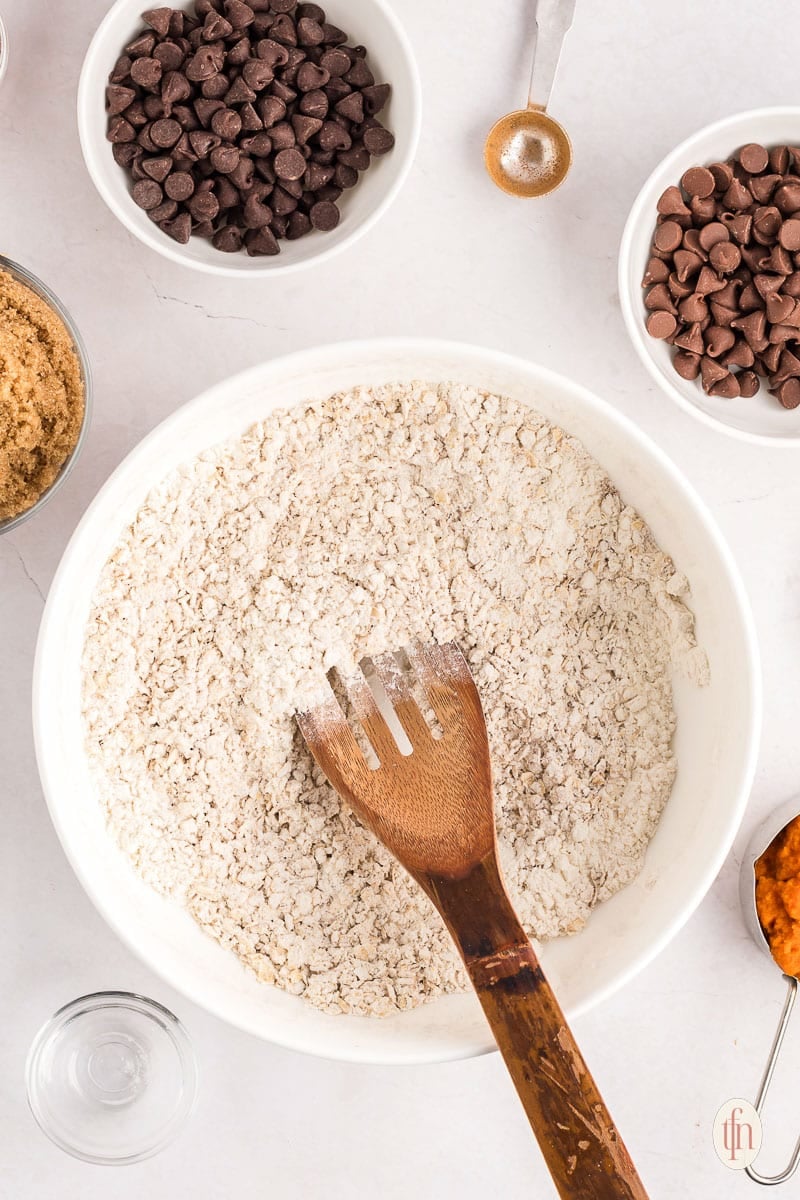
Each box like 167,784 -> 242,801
739,798 -> 800,1186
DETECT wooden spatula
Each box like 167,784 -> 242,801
297,641 -> 649,1200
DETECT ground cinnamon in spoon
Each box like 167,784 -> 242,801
0,267 -> 84,522
756,815 -> 800,977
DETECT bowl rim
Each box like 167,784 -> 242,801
32,337 -> 762,1063
76,0 -> 422,278
618,105 -> 800,448
0,254 -> 93,535
0,12 -> 9,86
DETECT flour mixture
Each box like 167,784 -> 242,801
82,382 -> 707,1015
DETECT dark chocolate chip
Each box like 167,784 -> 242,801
165,170 -> 195,200
256,37 -> 290,67
188,189 -> 220,221
142,7 -> 172,37
297,17 -> 324,45
335,91 -> 364,123
204,11 -> 233,39
210,144 -> 240,173
106,84 -> 136,115
243,194 -> 273,227
154,41 -> 185,70
141,154 -> 173,182
291,114 -> 322,145
160,211 -> 192,242
226,34 -> 253,65
240,131 -> 273,155
338,143 -> 370,171
130,56 -> 163,89
213,224 -> 244,251
363,124 -> 394,155
269,121 -> 296,149
245,226 -> 280,254
296,61 -> 329,91
344,58 -> 373,88
242,58 -> 275,90
270,13 -> 297,44
161,70 -> 191,105
201,73 -> 230,99
225,0 -> 255,28
297,88 -> 328,119
274,146 -> 306,180
229,155 -> 255,189
148,199 -> 179,223
271,185 -> 297,214
211,107 -> 243,139
321,22 -> 347,44
185,46 -> 224,82
150,117 -> 182,147
107,115 -> 137,143
126,32 -> 157,58
361,83 -> 390,116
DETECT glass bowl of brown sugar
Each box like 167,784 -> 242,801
0,256 -> 92,536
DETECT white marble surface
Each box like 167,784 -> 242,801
3,1 -> 800,1195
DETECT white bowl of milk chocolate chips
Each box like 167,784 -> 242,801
78,0 -> 421,276
620,108 -> 800,445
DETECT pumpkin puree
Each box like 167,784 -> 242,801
755,815 -> 800,977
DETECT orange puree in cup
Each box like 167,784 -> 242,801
756,814 -> 800,978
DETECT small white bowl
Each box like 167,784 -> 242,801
77,0 -> 421,277
33,338 -> 760,1064
619,107 -> 800,446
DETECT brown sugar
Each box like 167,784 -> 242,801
0,267 -> 85,522
755,814 -> 800,977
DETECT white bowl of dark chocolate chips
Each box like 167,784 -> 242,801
620,107 -> 800,445
78,0 -> 421,276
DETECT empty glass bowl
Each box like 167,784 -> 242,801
26,991 -> 198,1165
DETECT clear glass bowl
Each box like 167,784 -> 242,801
26,992 -> 198,1165
0,254 -> 92,535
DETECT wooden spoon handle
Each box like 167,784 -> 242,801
424,854 -> 649,1200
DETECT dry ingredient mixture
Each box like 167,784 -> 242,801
82,381 -> 708,1016
0,268 -> 84,522
756,815 -> 800,977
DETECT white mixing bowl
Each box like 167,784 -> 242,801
78,0 -> 421,276
33,339 -> 761,1064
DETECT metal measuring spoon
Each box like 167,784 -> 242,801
739,798 -> 800,1186
484,0 -> 576,198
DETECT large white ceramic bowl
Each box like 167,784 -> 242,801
34,339 -> 761,1064
77,0 -> 421,277
619,107 -> 800,446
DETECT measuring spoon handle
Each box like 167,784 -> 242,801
528,0 -> 577,111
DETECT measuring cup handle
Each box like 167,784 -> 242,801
527,0 -> 577,112
747,975 -> 800,1186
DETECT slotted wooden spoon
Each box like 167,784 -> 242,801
297,641 -> 648,1200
